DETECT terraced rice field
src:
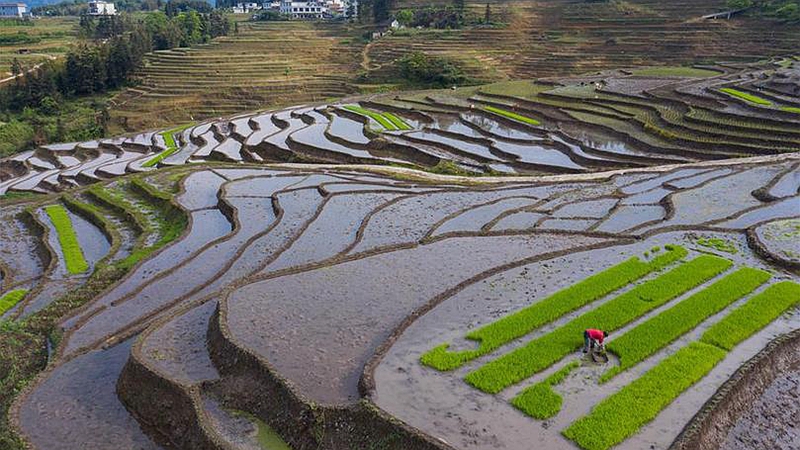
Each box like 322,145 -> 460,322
1,60 -> 799,450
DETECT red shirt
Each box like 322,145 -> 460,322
587,329 -> 605,344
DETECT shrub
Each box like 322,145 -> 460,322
701,281 -> 800,350
600,267 -> 770,382
396,51 -> 467,87
0,289 -> 28,315
421,246 -> 688,371
563,342 -> 727,450
44,204 -> 89,274
464,255 -> 732,393
482,106 -> 541,125
511,361 -> 579,419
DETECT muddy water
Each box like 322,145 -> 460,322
291,124 -> 379,160
665,168 -> 736,189
19,278 -> 84,318
60,209 -> 232,334
350,186 -> 569,255
213,168 -> 286,180
141,300 -> 219,386
461,112 -> 541,141
620,168 -> 709,195
212,138 -> 244,162
268,192 -> 402,272
0,206 -> 45,282
552,198 -> 618,218
176,170 -> 227,211
721,370 -> 800,450
405,131 -> 502,162
224,175 -> 311,197
246,114 -> 282,147
492,141 -> 585,170
490,211 -> 545,232
66,208 -> 110,270
320,182 -> 438,194
265,116 -> 307,151
620,186 -> 672,205
373,232 -> 799,450
327,113 -> 370,145
432,197 -> 540,236
767,163 -> 799,199
595,204 -> 664,233
714,196 -> 800,229
559,123 -> 654,158
202,394 -> 262,450
193,131 -> 221,159
17,339 -> 162,450
226,233 -> 609,405
62,197 -> 275,355
538,218 -> 597,231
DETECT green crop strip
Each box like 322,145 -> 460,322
482,105 -> 541,125
464,255 -> 732,394
701,281 -> 800,351
343,105 -> 398,131
143,123 -> 195,168
600,267 -> 770,382
0,289 -> 28,316
781,106 -> 800,114
563,342 -> 727,450
382,112 -> 413,130
44,205 -> 89,275
511,361 -> 579,419
564,280 -> 800,450
718,88 -> 773,106
421,246 -> 688,371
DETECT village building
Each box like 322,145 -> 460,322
87,1 -> 116,15
0,2 -> 27,17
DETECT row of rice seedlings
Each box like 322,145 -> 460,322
342,105 -> 411,131
0,289 -> 28,315
482,105 -> 541,125
510,361 -> 580,419
143,123 -> 195,168
564,281 -> 800,450
464,255 -> 732,394
44,205 -> 88,275
600,267 -> 770,382
718,87 -> 773,106
421,246 -> 688,371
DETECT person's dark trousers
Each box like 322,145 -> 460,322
583,330 -> 590,353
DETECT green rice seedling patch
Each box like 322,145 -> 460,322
696,237 -> 738,254
511,361 -> 579,419
482,105 -> 541,126
464,255 -> 732,394
382,112 -> 413,130
44,205 -> 89,275
343,105 -> 398,131
600,267 -> 770,382
144,123 -> 195,168
630,66 -> 719,78
0,289 -> 27,315
718,88 -> 773,106
781,106 -> 800,114
700,281 -> 800,351
421,246 -> 688,371
563,342 -> 727,450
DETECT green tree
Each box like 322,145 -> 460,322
396,9 -> 413,26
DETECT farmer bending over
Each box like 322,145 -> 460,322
583,328 -> 608,353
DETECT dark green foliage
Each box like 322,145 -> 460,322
396,51 -> 467,87
0,32 -> 41,46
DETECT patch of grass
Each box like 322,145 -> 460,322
343,105 -> 398,131
511,361 -> 579,419
44,204 -> 88,274
718,88 -> 773,106
700,281 -> 800,351
0,289 -> 27,315
600,267 -> 770,382
563,342 -> 727,450
482,105 -> 541,125
421,246 -> 688,371
696,237 -> 738,254
464,255 -> 732,394
630,66 -> 719,77
143,123 -> 195,168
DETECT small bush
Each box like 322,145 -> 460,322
44,204 -> 89,274
396,51 -> 467,87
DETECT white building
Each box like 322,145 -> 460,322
232,2 -> 259,13
88,1 -> 116,15
280,0 -> 327,19
0,3 -> 27,17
